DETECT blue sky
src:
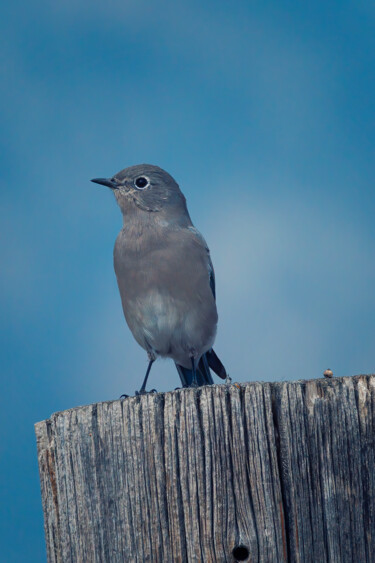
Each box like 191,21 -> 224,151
1,1 -> 374,560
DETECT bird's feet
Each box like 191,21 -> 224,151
135,388 -> 157,396
119,388 -> 157,398
225,374 -> 232,384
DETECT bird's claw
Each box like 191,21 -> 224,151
225,374 -> 232,384
120,393 -> 129,399
135,388 -> 157,396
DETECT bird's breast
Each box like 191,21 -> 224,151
113,227 -> 218,360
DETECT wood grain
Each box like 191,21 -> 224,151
35,375 -> 375,562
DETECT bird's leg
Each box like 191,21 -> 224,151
136,352 -> 156,395
190,356 -> 198,387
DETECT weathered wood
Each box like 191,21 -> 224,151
35,375 -> 375,562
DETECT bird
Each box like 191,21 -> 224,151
91,164 -> 229,394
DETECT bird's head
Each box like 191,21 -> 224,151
91,164 -> 188,218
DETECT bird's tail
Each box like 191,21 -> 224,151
175,348 -> 227,387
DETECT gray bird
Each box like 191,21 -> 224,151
91,164 -> 228,393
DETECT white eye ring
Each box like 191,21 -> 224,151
134,176 -> 150,190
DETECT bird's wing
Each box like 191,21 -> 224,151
187,226 -> 216,300
185,226 -> 227,381
174,225 -> 227,385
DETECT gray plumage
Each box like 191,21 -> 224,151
92,164 -> 227,391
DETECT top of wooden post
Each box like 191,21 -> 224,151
35,375 -> 375,563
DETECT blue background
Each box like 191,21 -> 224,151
1,1 -> 374,560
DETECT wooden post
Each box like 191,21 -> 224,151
35,375 -> 375,562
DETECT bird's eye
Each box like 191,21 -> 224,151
134,176 -> 149,189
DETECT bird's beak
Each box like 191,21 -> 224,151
91,177 -> 119,189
